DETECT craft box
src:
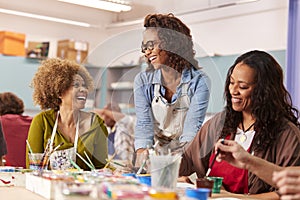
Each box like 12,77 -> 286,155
25,173 -> 56,199
0,171 -> 26,187
0,31 -> 26,56
57,39 -> 89,63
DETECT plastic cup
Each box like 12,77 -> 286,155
207,177 -> 223,193
28,153 -> 44,170
150,154 -> 181,189
196,178 -> 214,197
185,188 -> 210,200
122,173 -> 136,178
136,174 -> 151,186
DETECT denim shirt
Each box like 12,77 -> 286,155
134,67 -> 211,150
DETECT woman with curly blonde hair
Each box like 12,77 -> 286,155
27,58 -> 108,170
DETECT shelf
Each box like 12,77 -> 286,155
85,63 -> 141,110
108,87 -> 133,91
26,56 -> 47,60
119,103 -> 135,114
105,65 -> 139,69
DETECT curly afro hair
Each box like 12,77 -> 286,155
31,58 -> 94,110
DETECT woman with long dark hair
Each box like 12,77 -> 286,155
179,50 -> 300,198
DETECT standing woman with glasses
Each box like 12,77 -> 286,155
134,13 -> 210,162
27,58 -> 108,170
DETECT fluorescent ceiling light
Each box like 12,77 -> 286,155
58,0 -> 132,12
0,8 -> 91,27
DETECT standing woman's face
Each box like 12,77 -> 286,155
142,29 -> 169,70
229,62 -> 256,113
60,74 -> 88,110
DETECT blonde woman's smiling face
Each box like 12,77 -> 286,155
229,62 -> 256,113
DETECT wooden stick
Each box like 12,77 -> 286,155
103,152 -> 116,169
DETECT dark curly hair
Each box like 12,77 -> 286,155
0,92 -> 24,115
220,50 -> 300,152
31,58 -> 94,110
143,13 -> 199,73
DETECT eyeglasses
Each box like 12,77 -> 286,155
141,40 -> 158,53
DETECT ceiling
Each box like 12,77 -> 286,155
0,0 -> 251,28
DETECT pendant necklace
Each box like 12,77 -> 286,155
240,122 -> 255,143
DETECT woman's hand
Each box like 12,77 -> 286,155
214,139 -> 252,170
134,148 -> 149,172
177,176 -> 194,184
273,167 -> 300,199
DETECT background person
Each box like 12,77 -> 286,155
134,13 -> 210,160
93,103 -> 136,166
179,50 -> 300,198
0,92 -> 32,168
27,58 -> 108,170
0,125 -> 7,166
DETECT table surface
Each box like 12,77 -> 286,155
0,186 -> 266,200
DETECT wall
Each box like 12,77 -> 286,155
0,55 -> 39,116
0,50 -> 286,116
0,0 -> 288,65
0,11 -> 110,58
106,0 -> 288,63
0,0 -> 289,115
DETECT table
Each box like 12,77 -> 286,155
0,186 -> 267,200
211,190 -> 266,200
1,186 -> 45,200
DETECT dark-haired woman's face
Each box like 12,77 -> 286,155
142,29 -> 169,69
229,63 -> 256,113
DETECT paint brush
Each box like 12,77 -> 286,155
51,142 -> 64,153
69,156 -> 81,170
84,151 -> 95,169
205,138 -> 225,177
38,139 -> 51,170
26,140 -> 33,154
136,158 -> 147,175
76,153 -> 95,170
40,141 -> 63,170
105,159 -> 127,168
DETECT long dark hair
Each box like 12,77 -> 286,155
221,50 -> 300,152
143,13 -> 199,73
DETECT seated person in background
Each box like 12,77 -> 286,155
0,125 -> 7,166
0,92 -> 32,168
27,58 -> 108,170
93,103 -> 136,166
273,167 -> 300,199
179,50 -> 300,199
